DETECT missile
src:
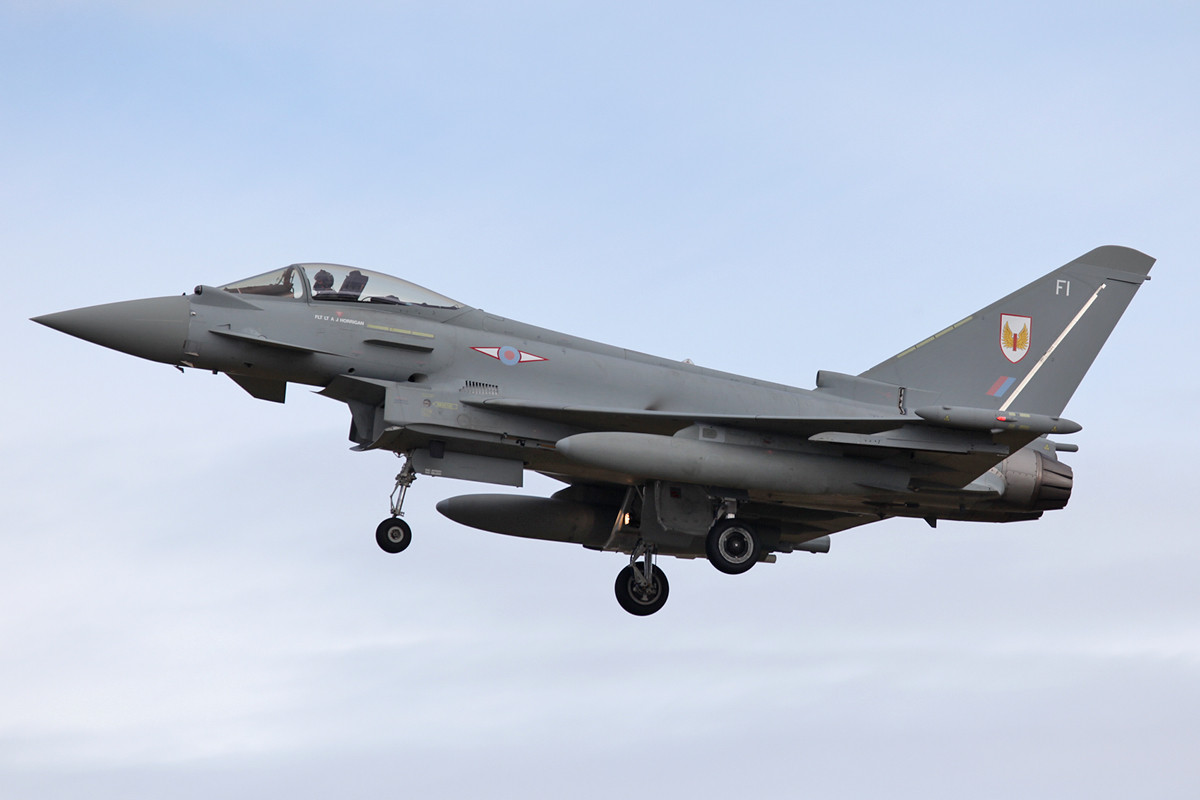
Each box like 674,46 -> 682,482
914,406 -> 1082,435
436,494 -> 614,547
555,432 -> 910,495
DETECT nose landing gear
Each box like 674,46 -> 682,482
375,516 -> 412,553
376,457 -> 416,554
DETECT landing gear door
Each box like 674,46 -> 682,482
381,382 -> 576,444
383,383 -> 467,428
411,448 -> 523,487
653,482 -> 713,536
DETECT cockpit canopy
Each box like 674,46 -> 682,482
219,264 -> 464,309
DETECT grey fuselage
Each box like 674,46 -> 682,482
32,248 -> 1153,612
139,274 -> 1047,531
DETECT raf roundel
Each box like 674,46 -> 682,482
471,345 -> 549,365
499,345 -> 521,366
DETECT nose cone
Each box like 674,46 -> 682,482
33,295 -> 191,365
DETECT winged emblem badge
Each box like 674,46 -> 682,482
1000,314 -> 1032,363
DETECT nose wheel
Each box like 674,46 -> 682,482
376,457 -> 416,554
376,517 -> 412,553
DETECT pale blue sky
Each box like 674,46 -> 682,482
3,2 -> 1198,798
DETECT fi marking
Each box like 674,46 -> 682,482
1056,279 -> 1070,297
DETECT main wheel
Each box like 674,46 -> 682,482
706,518 -> 760,574
376,517 -> 412,553
614,564 -> 670,616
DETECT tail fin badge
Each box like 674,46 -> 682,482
1000,314 -> 1031,363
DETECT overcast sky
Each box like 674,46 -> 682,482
3,2 -> 1198,797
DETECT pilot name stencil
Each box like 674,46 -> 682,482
315,313 -> 365,326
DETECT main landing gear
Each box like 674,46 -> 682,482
614,541 -> 669,616
372,465 -> 760,615
611,516 -> 764,615
376,458 -> 416,554
705,517 -> 761,574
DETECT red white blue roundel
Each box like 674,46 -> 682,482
472,345 -> 548,365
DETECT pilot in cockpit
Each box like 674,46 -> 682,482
312,269 -> 335,294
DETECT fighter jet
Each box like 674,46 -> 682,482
33,247 -> 1153,615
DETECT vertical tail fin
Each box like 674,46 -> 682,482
860,246 -> 1154,416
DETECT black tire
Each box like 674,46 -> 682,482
705,518 -> 760,574
375,517 -> 412,553
614,564 -> 670,616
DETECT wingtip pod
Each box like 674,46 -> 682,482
915,406 -> 1082,435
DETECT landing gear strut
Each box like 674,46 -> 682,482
376,457 -> 416,554
614,541 -> 669,616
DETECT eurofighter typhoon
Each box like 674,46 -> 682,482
33,247 -> 1153,614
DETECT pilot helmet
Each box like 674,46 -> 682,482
313,269 -> 334,291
